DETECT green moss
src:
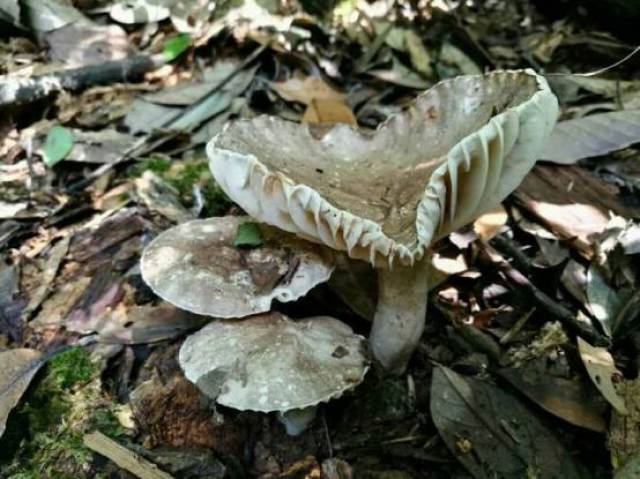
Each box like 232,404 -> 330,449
48,348 -> 97,390
133,156 -> 171,175
0,349 -> 123,478
133,156 -> 233,216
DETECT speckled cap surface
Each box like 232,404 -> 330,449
140,216 -> 334,318
179,312 -> 370,412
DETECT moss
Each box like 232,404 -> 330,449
48,348 -> 97,390
133,156 -> 172,176
0,349 -> 124,478
133,156 -> 233,216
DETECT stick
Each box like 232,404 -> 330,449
0,54 -> 165,107
477,241 -> 606,345
83,431 -> 174,479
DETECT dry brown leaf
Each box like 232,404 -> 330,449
540,110 -> 640,164
302,99 -> 357,126
0,348 -> 43,438
577,337 -> 627,414
271,76 -> 346,106
473,205 -> 508,241
515,165 -> 639,256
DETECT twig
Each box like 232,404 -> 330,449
490,234 -> 532,275
477,241 -> 606,345
0,54 -> 166,108
84,431 -> 174,479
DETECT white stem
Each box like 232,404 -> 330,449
277,406 -> 318,436
370,260 -> 429,374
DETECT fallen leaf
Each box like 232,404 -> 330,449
164,33 -> 192,62
45,24 -> 132,67
439,42 -> 482,75
22,236 -> 70,319
577,337 -> 627,414
540,110 -> 640,164
405,30 -> 433,77
0,0 -> 21,27
124,100 -> 182,134
473,205 -> 508,241
21,0 -> 89,31
560,260 -> 589,304
271,76 -> 346,105
515,164 -> 639,256
0,348 -> 43,439
619,224 -> 640,255
368,57 -> 432,89
37,128 -> 137,164
167,64 -> 258,132
586,265 -> 635,337
532,237 -> 568,268
302,99 -> 357,126
499,360 -> 607,432
234,222 -> 263,248
43,126 -> 74,166
430,365 -> 582,479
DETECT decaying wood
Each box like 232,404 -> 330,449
0,55 -> 165,107
83,431 -> 174,479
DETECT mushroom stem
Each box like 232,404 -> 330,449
277,406 -> 318,436
370,259 -> 429,374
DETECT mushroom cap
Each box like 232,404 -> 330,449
140,216 -> 334,318
178,312 -> 370,412
207,69 -> 558,267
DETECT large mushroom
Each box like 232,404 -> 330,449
207,69 -> 559,374
179,312 -> 369,435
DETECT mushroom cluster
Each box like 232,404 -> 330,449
141,216 -> 370,434
140,69 -> 558,433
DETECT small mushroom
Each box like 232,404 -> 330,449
207,70 -> 559,373
140,216 -> 334,318
178,312 -> 369,435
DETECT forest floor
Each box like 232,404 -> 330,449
1,0 -> 640,478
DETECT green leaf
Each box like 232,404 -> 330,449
234,222 -> 263,248
43,126 -> 74,166
164,34 -> 192,62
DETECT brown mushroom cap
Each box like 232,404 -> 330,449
207,70 -> 558,267
178,312 -> 370,412
140,216 -> 334,318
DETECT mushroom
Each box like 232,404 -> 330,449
140,216 -> 334,318
178,311 -> 369,435
207,69 -> 559,373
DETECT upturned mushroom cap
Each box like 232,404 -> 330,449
207,69 -> 558,267
178,312 -> 370,412
140,216 -> 334,318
